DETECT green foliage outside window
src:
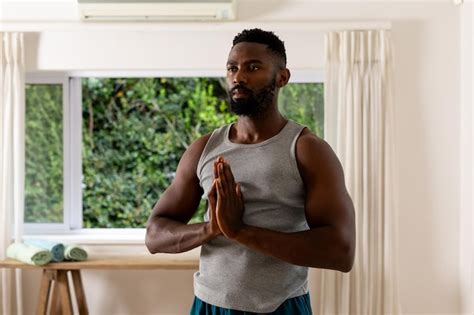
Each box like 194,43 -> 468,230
279,82 -> 324,137
82,78 -> 235,227
25,78 -> 323,228
25,84 -> 63,223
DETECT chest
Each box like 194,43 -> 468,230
199,146 -> 304,203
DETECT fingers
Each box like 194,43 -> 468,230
222,164 -> 236,198
215,157 -> 229,196
218,162 -> 227,183
216,178 -> 225,200
224,162 -> 236,184
216,177 -> 222,194
213,156 -> 223,179
214,157 -> 243,203
220,157 -> 235,184
213,157 -> 225,182
214,156 -> 236,189
208,179 -> 217,207
209,178 -> 216,194
236,183 -> 243,202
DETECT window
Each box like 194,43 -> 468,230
25,73 -> 324,233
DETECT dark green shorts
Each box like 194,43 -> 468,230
190,293 -> 312,315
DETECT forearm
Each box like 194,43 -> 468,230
234,224 -> 353,272
145,216 -> 214,254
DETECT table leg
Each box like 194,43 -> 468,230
57,270 -> 73,315
50,281 -> 62,315
71,270 -> 89,315
36,269 -> 53,315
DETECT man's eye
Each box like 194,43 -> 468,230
250,65 -> 260,71
227,66 -> 237,72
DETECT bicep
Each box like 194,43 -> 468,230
296,133 -> 355,234
151,177 -> 203,224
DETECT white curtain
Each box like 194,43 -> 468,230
312,30 -> 401,314
0,32 -> 26,315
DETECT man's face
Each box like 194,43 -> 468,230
226,42 -> 279,117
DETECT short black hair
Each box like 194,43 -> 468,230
232,28 -> 287,68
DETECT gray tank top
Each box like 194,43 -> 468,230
194,120 -> 310,313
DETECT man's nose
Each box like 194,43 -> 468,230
233,69 -> 247,85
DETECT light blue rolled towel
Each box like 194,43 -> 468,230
24,239 -> 65,262
6,243 -> 52,266
64,244 -> 87,261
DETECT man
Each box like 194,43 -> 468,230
146,28 -> 355,314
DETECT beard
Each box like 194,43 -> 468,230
228,78 -> 276,118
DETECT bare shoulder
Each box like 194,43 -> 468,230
188,132 -> 213,158
175,132 -> 213,179
296,128 -> 327,150
295,128 -> 345,185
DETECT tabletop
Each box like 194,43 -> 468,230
0,255 -> 199,270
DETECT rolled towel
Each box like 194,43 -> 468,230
6,243 -> 52,266
64,244 -> 87,261
24,239 -> 64,262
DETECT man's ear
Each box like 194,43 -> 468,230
277,68 -> 291,88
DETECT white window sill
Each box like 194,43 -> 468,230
23,228 -> 147,245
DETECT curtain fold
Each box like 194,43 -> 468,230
0,32 -> 25,315
312,29 -> 401,315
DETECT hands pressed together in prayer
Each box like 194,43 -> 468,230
208,156 -> 245,240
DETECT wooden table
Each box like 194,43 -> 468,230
0,256 -> 199,315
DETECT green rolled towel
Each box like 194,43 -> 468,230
6,243 -> 52,266
24,239 -> 64,262
64,244 -> 88,261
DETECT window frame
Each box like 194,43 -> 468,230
24,72 -> 71,233
23,69 -> 324,242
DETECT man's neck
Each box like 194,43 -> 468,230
230,109 -> 288,145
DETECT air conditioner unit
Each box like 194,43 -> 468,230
78,0 -> 237,21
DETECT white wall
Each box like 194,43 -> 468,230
392,17 -> 460,315
24,30 -> 325,72
15,1 -> 465,314
459,2 -> 473,315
